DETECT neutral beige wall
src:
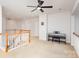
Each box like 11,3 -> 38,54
6,16 -> 39,36
21,17 -> 39,36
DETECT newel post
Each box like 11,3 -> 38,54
5,32 -> 8,52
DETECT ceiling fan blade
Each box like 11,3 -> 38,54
38,0 -> 41,3
39,1 -> 44,6
31,9 -> 37,12
40,9 -> 44,12
41,6 -> 53,8
31,7 -> 38,12
27,6 -> 37,7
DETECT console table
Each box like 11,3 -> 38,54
48,33 -> 66,43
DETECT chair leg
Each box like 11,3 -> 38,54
48,39 -> 49,41
65,39 -> 66,44
59,38 -> 60,43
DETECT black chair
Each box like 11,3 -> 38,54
53,31 -> 60,34
48,31 -> 66,44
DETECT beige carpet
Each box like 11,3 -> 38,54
0,37 -> 78,58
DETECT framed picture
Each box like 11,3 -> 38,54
41,22 -> 44,26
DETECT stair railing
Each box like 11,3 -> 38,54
5,29 -> 31,52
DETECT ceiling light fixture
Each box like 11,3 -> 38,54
27,0 -> 53,12
37,7 -> 41,10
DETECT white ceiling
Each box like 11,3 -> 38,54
73,2 -> 79,15
0,0 -> 76,19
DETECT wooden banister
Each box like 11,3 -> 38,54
4,29 -> 31,52
8,30 -> 30,35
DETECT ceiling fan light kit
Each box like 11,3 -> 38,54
37,7 -> 41,10
27,0 -> 53,12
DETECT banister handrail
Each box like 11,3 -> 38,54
7,30 -> 31,35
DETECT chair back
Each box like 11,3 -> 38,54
53,31 -> 60,34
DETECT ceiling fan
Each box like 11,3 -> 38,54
27,0 -> 53,12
